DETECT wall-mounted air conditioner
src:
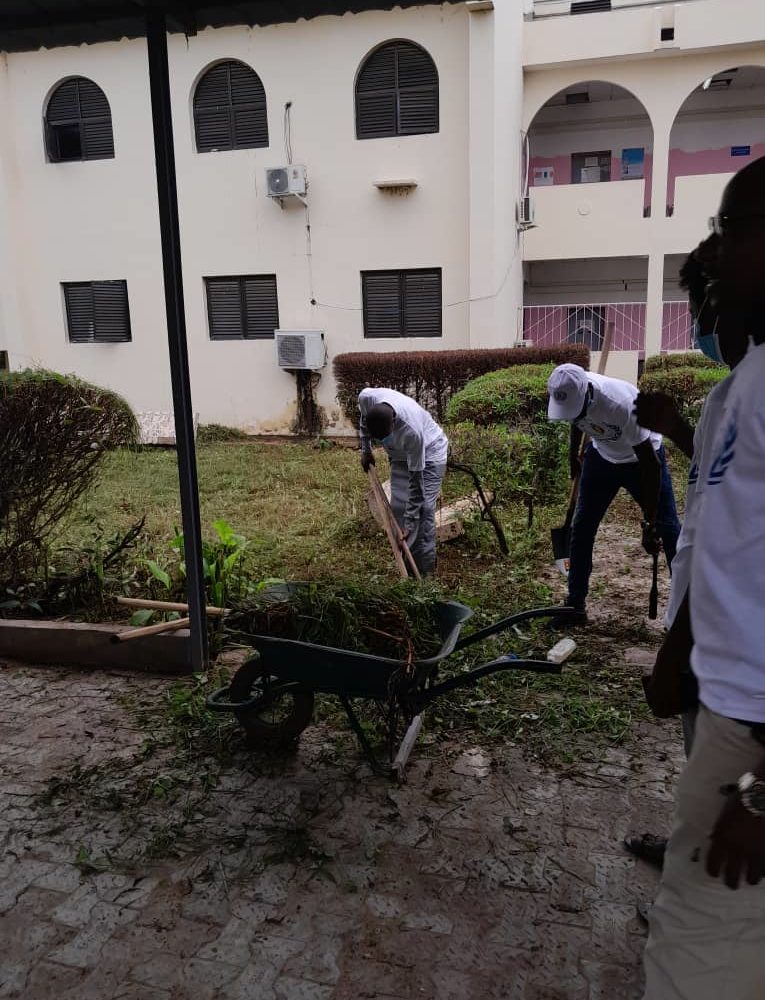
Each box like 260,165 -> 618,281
275,330 -> 326,370
516,196 -> 536,230
266,165 -> 307,199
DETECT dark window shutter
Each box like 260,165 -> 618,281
403,270 -> 442,337
206,275 -> 278,340
570,0 -> 612,12
194,60 -> 268,153
362,272 -> 403,338
356,41 -> 438,140
363,269 -> 441,338
46,77 -> 113,162
64,281 -> 130,343
243,276 -> 279,339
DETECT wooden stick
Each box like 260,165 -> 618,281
391,714 -> 423,782
112,616 -> 191,643
367,470 -> 422,580
368,468 -> 409,579
116,597 -> 226,617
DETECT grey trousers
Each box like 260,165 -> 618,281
389,460 -> 446,575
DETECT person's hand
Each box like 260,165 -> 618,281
641,521 -> 662,556
569,455 -> 582,480
634,392 -> 682,436
707,792 -> 765,889
361,450 -> 375,473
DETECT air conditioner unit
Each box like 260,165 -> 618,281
266,165 -> 307,199
514,339 -> 533,348
516,196 -> 535,229
275,330 -> 326,370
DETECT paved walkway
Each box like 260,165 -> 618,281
0,655 -> 682,1000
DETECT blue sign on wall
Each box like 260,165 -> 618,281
731,145 -> 751,157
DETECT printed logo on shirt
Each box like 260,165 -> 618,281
688,462 -> 699,485
575,419 -> 622,441
707,409 -> 738,486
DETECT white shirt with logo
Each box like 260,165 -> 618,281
575,372 -> 662,464
358,387 -> 449,472
665,375 -> 733,628
690,342 -> 765,723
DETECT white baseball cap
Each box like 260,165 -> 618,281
547,364 -> 590,421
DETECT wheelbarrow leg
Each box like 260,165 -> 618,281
338,696 -> 387,777
391,714 -> 423,783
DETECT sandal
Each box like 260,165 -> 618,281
624,832 -> 667,869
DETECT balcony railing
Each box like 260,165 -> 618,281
521,301 -> 694,354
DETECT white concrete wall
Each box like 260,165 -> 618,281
2,4 -> 473,432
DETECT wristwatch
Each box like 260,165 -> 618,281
737,772 -> 765,817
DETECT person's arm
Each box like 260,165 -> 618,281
569,424 -> 584,479
358,398 -> 374,472
634,391 -> 695,459
633,439 -> 662,553
643,592 -> 695,717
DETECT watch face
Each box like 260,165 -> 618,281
743,779 -> 765,816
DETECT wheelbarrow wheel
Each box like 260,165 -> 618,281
229,656 -> 314,747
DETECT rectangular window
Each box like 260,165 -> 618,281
362,268 -> 442,339
571,151 -> 611,184
63,280 -> 131,343
205,275 -> 279,340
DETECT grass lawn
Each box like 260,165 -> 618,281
56,439 -> 676,766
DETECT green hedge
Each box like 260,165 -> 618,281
334,345 -> 589,427
638,364 -> 728,422
446,363 -> 554,427
643,351 -> 721,373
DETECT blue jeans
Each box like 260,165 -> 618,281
567,444 -> 680,610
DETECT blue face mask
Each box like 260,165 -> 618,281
379,434 -> 393,447
693,319 -> 723,365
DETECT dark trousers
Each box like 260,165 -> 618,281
567,444 -> 680,610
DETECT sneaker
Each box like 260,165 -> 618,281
547,608 -> 588,630
624,833 -> 667,869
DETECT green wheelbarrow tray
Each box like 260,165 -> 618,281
207,595 -> 578,779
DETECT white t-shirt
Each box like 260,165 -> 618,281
575,372 -> 662,464
690,342 -> 765,723
358,388 -> 449,472
664,375 -> 733,628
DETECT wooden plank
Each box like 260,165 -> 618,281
117,597 -> 226,616
112,616 -> 191,643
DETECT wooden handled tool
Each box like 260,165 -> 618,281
117,597 -> 226,616
112,616 -> 191,643
367,468 -> 422,581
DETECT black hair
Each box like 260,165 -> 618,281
366,403 -> 394,440
678,250 -> 706,305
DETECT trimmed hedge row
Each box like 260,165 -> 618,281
643,351 -> 720,373
638,363 -> 728,422
333,344 -> 590,426
446,364 -> 554,427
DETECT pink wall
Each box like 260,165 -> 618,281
529,151 -> 653,212
666,143 -> 765,208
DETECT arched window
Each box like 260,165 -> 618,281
355,41 -> 439,140
45,77 -> 114,162
193,60 -> 268,152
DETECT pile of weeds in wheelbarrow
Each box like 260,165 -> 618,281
225,580 -> 446,660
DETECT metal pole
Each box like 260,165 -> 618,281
145,8 -> 208,670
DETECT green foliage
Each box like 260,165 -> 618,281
0,369 -> 138,584
643,351 -> 721,373
639,363 -> 728,422
197,424 -> 250,443
445,364 -> 555,427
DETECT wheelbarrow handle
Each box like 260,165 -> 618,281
453,606 -> 576,651
413,656 -> 562,709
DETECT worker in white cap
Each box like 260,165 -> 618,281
547,363 -> 681,624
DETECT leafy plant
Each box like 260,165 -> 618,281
639,363 -> 728,422
643,351 -> 721,373
445,364 -> 555,427
0,369 -> 138,584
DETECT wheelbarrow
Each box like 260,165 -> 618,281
207,599 -> 577,779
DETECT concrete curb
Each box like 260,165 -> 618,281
0,619 -> 191,674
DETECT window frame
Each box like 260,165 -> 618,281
45,76 -> 114,163
361,267 -> 443,339
204,274 -> 280,341
62,280 -> 131,344
355,40 -> 439,141
193,59 -> 269,153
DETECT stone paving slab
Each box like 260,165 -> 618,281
0,659 -> 683,1000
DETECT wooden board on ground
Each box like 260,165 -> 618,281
367,480 -> 491,543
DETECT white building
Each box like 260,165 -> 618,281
0,0 -> 763,433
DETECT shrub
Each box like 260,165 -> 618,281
446,364 -> 554,427
448,421 -> 567,511
643,351 -> 720,373
334,344 -> 590,426
197,424 -> 250,443
0,369 -> 138,581
638,364 -> 728,423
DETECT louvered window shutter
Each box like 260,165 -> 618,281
64,281 -> 130,343
570,0 -> 612,13
194,61 -> 268,153
46,77 -> 113,162
362,269 -> 442,338
356,42 -> 438,139
206,276 -> 279,340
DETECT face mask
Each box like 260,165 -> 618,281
693,298 -> 724,364
379,434 -> 393,447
